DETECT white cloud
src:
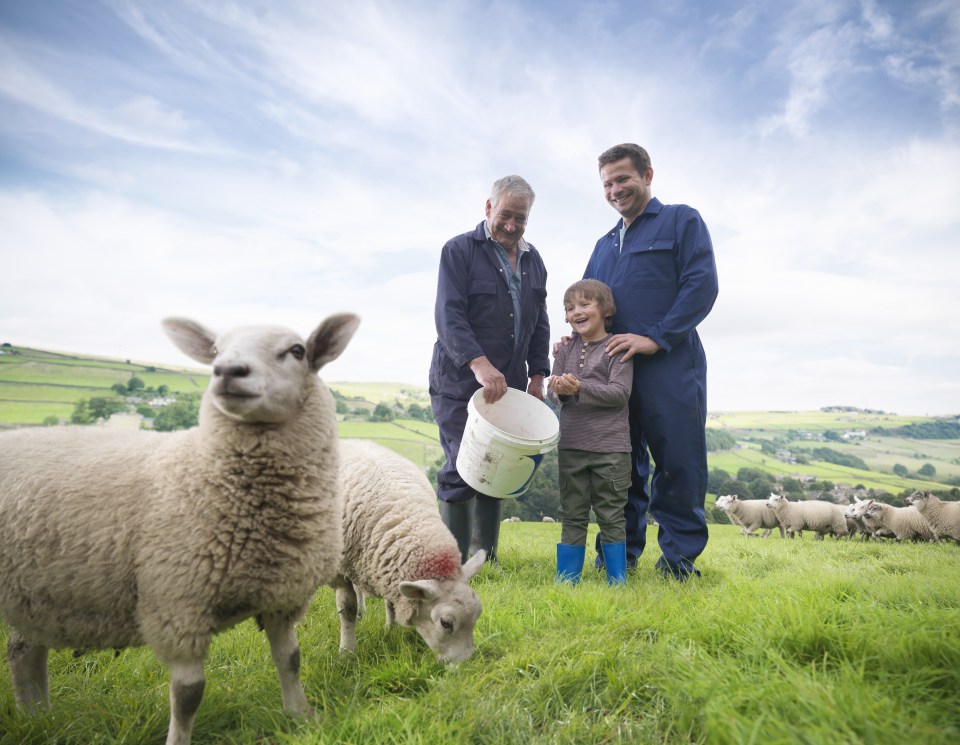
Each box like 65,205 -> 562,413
1,0 -> 958,415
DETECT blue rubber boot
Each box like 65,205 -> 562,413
555,544 -> 586,584
601,541 -> 628,586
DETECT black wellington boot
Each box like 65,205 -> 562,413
439,498 -> 474,563
474,494 -> 504,565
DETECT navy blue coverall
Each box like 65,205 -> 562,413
585,197 -> 718,577
429,222 -> 551,503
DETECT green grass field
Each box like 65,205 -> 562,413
2,523 -> 958,744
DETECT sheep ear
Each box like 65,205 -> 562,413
306,313 -> 361,372
461,550 -> 486,581
162,317 -> 218,365
399,579 -> 441,601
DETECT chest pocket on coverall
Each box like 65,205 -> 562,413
626,239 -> 677,289
467,278 -> 500,329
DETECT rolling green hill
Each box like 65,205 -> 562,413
2,344 -> 958,497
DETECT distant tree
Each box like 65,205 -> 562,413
127,376 -> 146,393
892,463 -> 909,477
42,415 -> 60,426
918,463 -> 937,478
705,429 -> 737,452
718,479 -> 753,499
157,384 -> 170,396
88,397 -> 127,421
810,447 -> 869,471
152,395 -> 200,431
335,398 -> 350,415
823,430 -> 842,441
407,402 -> 434,422
737,467 -> 767,483
112,382 -> 129,396
369,403 -> 394,422
759,440 -> 778,456
136,405 -> 157,418
427,455 -> 445,489
70,399 -> 92,424
707,467 -> 731,495
514,450 -> 560,521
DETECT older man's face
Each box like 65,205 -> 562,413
485,194 -> 531,252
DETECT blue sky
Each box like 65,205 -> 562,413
1,0 -> 958,415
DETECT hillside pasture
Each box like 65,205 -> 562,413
337,419 -> 441,470
1,522 -> 957,744
708,409 -> 927,433
709,443 -> 942,494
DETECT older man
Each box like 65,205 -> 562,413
429,175 -> 551,565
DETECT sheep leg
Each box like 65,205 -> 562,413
384,599 -> 396,627
7,629 -> 49,711
166,661 -> 205,745
335,581 -> 360,654
760,528 -> 772,538
260,611 -> 312,717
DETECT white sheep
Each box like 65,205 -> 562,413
765,493 -> 849,540
845,498 -> 894,540
905,491 -> 960,542
862,499 -> 937,543
715,495 -> 785,538
843,499 -> 875,540
333,439 -> 484,663
0,314 -> 359,745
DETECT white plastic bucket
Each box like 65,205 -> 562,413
456,388 -> 560,499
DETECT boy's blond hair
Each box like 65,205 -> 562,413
563,279 -> 617,331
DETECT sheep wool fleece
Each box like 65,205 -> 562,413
337,439 -> 462,625
0,385 -> 343,663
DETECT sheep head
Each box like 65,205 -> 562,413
161,314 -> 360,424
905,491 -> 928,507
397,550 -> 486,663
714,495 -> 736,511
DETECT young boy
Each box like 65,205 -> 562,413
547,279 -> 633,585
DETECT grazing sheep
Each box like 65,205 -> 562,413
715,495 -> 785,538
333,440 -> 484,663
542,516 -> 556,523
862,500 -> 937,543
765,493 -> 849,540
0,314 -> 359,745
906,491 -> 960,542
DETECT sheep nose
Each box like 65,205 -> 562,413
214,363 -> 251,379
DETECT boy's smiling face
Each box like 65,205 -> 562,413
564,294 -> 607,342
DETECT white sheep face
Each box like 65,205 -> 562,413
715,495 -> 736,511
766,493 -> 786,510
398,550 -> 485,663
206,327 -> 311,423
162,315 -> 359,425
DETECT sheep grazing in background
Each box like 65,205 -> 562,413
906,491 -> 960,542
333,439 -> 485,663
862,500 -> 937,543
715,495 -> 785,538
0,314 -> 359,745
765,493 -> 849,540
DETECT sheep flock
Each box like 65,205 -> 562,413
715,492 -> 960,544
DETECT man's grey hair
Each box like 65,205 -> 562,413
490,175 -> 535,209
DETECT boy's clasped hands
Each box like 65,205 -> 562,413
548,372 -> 581,397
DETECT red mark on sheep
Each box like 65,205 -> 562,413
416,550 -> 460,579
